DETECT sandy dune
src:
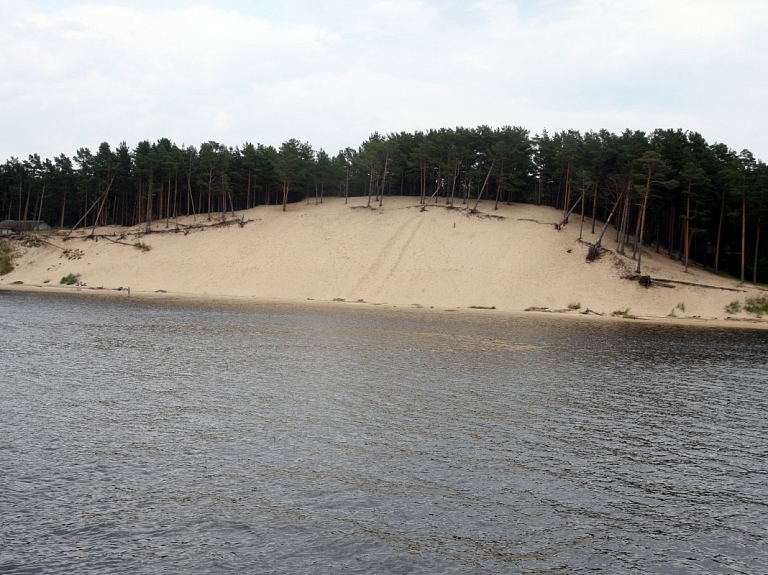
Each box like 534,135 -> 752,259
2,196 -> 766,327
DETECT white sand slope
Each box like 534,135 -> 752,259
2,196 -> 766,326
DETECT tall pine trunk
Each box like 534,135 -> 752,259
22,180 -> 32,229
246,168 -> 252,210
635,165 -> 654,274
714,190 -> 726,272
741,197 -> 747,282
562,159 -> 572,222
684,192 -> 691,272
753,219 -> 761,284
59,189 -> 67,228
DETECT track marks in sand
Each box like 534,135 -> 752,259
374,218 -> 423,297
348,217 -> 424,299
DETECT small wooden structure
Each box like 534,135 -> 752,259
0,220 -> 52,235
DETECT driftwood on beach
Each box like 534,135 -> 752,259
625,273 -> 746,293
59,216 -> 255,243
581,308 -> 605,316
3,198 -> 764,325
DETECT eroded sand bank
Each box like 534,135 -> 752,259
2,196 -> 766,328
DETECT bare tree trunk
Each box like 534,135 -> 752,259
367,167 -> 374,207
595,186 -> 627,250
344,165 -> 349,204
166,174 -> 172,228
136,180 -> 142,225
449,164 -> 459,208
494,166 -> 503,210
36,181 -> 47,226
67,187 -> 110,238
618,194 -> 631,255
207,169 -> 214,220
378,157 -> 389,208
684,192 -> 691,272
558,194 -> 582,228
635,176 -> 651,274
188,174 -> 197,221
159,178 -> 165,225
714,190 -> 726,272
632,208 -> 641,260
616,180 -> 632,255
472,162 -> 495,212
563,158 -> 571,223
22,180 -> 32,230
753,219 -> 761,284
90,177 -> 114,236
173,170 -> 179,227
147,178 -> 154,225
246,168 -> 252,210
420,161 -> 426,205
59,189 -> 67,229
741,196 -> 747,282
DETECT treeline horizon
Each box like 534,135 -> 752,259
1,126 -> 766,283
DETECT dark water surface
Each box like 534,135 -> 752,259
1,290 -> 766,574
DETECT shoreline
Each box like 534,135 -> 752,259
3,282 -> 767,331
2,196 -> 766,330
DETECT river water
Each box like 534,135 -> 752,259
1,290 -> 766,574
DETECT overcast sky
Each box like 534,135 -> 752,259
2,0 -> 767,162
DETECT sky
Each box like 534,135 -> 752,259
2,0 -> 767,162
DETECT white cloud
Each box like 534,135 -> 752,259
1,0 -> 767,161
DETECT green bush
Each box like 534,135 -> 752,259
0,240 -> 15,276
724,300 -> 742,314
568,301 -> 581,310
612,307 -> 631,318
60,273 -> 81,285
0,255 -> 12,276
133,241 -> 151,252
744,296 -> 768,315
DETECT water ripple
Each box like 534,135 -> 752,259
1,291 -> 767,573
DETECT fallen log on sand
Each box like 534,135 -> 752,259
624,274 -> 745,292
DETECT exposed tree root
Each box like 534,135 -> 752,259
581,308 -> 605,316
518,218 -> 557,226
623,273 -> 746,292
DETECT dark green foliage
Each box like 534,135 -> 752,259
0,240 -> 15,275
60,273 -> 80,285
744,296 -> 768,315
724,300 -> 742,314
1,126 -> 766,284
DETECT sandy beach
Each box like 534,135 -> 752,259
2,196 -> 766,328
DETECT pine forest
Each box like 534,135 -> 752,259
1,127 -> 767,283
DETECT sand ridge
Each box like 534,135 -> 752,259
2,196 -> 766,327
